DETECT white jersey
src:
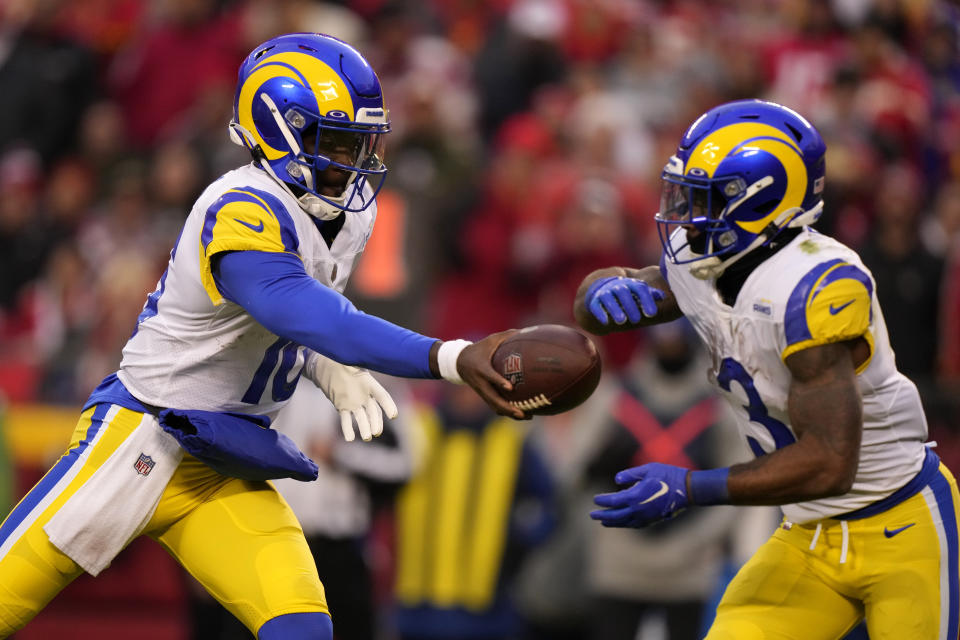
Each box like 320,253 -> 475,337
664,228 -> 928,523
117,164 -> 375,419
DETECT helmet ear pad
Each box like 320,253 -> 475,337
249,76 -> 317,155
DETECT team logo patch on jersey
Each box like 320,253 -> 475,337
502,352 -> 524,385
753,300 -> 772,316
134,453 -> 156,476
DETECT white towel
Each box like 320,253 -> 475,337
44,412 -> 184,576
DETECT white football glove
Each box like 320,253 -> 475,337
303,352 -> 398,442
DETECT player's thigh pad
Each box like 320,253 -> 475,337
148,460 -> 328,634
705,528 -> 862,640
859,463 -> 960,640
0,404 -> 143,634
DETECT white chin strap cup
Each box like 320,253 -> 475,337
298,193 -> 341,220
228,110 -> 351,221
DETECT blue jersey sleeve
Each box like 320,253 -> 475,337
213,250 -> 438,378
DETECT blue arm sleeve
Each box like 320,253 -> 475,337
213,250 -> 438,378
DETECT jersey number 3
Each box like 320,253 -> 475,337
716,357 -> 796,457
242,337 -> 304,404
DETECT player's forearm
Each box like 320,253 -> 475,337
215,250 -> 439,378
724,438 -> 857,506
725,368 -> 862,505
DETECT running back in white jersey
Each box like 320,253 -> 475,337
118,164 -> 376,419
663,227 -> 929,523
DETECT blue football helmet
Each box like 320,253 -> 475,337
229,33 -> 390,219
657,99 -> 826,279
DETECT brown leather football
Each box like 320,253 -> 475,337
491,324 -> 602,416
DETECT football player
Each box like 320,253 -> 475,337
575,99 -> 959,639
0,33 -> 524,640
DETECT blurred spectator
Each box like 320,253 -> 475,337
21,243 -> 97,403
107,0 -> 243,147
348,32 -> 483,332
921,21 -> 960,110
76,100 -> 135,188
472,0 -> 568,140
758,0 -> 846,117
147,139 -> 206,221
0,0 -> 98,163
922,179 -> 960,258
424,115 -> 558,339
392,383 -> 557,640
859,163 -> 944,385
77,158 -> 178,269
845,15 -> 933,165
813,64 -> 880,246
580,320 -> 745,640
558,0 -> 636,64
0,148 -> 49,311
51,0 -> 147,60
43,158 -> 98,244
936,181 -> 960,384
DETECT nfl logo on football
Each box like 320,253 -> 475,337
503,352 -> 524,386
134,452 -> 155,476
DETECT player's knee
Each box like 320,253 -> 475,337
704,618 -> 766,640
258,612 -> 333,640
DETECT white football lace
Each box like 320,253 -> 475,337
510,394 -> 553,411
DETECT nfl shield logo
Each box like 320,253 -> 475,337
503,352 -> 524,385
134,452 -> 155,476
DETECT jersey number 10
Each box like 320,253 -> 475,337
242,337 -> 304,404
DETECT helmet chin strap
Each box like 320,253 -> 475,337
689,234 -> 768,280
688,202 -> 823,280
230,100 -> 369,220
258,160 -> 343,220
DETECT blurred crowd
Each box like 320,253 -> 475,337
1,0 -> 958,403
1,0 -> 959,638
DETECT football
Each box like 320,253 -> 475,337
491,324 -> 602,416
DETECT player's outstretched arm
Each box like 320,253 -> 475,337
723,339 -> 866,504
590,339 -> 866,528
573,265 -> 682,336
214,250 -> 527,421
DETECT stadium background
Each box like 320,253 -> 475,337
0,0 -> 958,638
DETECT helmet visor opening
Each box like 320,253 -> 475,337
306,122 -> 386,173
287,121 -> 388,205
658,175 -> 727,225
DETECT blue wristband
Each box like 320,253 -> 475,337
688,467 -> 730,505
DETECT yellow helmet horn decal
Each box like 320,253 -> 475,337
237,51 -> 355,161
685,122 -> 807,234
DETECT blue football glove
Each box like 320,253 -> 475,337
585,276 -> 665,325
590,463 -> 690,528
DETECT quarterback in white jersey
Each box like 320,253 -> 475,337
118,166 -> 378,420
577,100 -> 958,639
0,33 -> 524,640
